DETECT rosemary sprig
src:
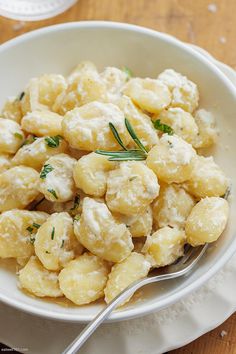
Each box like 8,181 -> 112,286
96,118 -> 148,161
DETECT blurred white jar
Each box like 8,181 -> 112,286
0,0 -> 78,21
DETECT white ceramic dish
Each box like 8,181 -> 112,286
0,21 -> 235,323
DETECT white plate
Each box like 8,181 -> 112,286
0,43 -> 235,354
0,22 -> 236,323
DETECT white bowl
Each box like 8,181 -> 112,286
0,22 -> 236,323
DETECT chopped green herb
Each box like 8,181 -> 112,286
45,251 -> 50,254
122,67 -> 133,79
47,188 -> 58,199
70,195 -> 80,211
61,240 -> 65,248
40,164 -> 54,179
29,236 -> 35,244
18,91 -> 25,101
129,176 -> 138,181
14,132 -> 23,139
51,226 -> 55,240
45,135 -> 62,148
152,119 -> 174,135
32,223 -> 41,229
26,226 -> 34,233
74,215 -> 81,221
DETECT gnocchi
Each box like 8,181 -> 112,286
0,210 -> 48,263
34,212 -> 82,271
62,101 -> 131,151
0,62 -> 230,307
73,152 -> 115,197
145,226 -> 186,267
39,153 -> 76,202
0,118 -> 25,154
106,161 -> 159,215
0,166 -> 39,211
185,197 -> 229,246
152,183 -> 195,229
123,78 -> 171,113
74,197 -> 133,262
21,111 -> 63,137
59,252 -> 110,305
19,256 -> 62,297
146,134 -> 196,183
12,136 -> 68,170
184,156 -> 228,198
104,252 -> 150,305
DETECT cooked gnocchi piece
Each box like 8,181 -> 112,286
117,95 -> 158,149
100,66 -> 129,97
115,206 -> 153,238
193,109 -> 218,148
123,78 -> 171,113
34,212 -> 82,271
0,210 -> 48,262
1,96 -> 23,123
57,70 -> 107,115
184,156 -> 228,198
12,136 -> 68,170
19,256 -> 62,297
21,74 -> 67,114
0,154 -> 11,173
155,107 -> 198,145
152,184 -> 195,229
185,197 -> 229,246
73,152 -> 115,197
21,111 -> 63,137
106,161 -> 159,215
74,197 -> 133,262
104,252 -> 151,305
0,166 -> 39,211
146,134 -> 196,183
0,62 -> 230,308
62,101 -> 131,151
39,153 -> 76,202
59,252 -> 110,305
158,69 -> 199,113
145,226 -> 186,267
0,118 -> 25,154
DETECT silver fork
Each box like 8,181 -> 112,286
62,244 -> 208,354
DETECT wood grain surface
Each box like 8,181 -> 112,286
0,1 -> 235,353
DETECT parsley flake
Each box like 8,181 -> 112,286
14,132 -> 23,140
45,135 -> 62,148
129,176 -> 137,182
40,164 -> 54,179
32,223 -> 41,229
45,251 -> 50,254
26,226 -> 34,233
152,119 -> 174,135
74,215 -> 81,221
47,188 -> 58,199
61,240 -> 65,248
51,226 -> 55,240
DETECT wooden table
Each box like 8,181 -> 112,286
0,0 -> 235,353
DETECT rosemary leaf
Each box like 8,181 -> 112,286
47,188 -> 58,199
45,135 -> 62,148
109,122 -> 128,150
122,67 -> 133,79
14,132 -> 23,140
51,226 -> 55,240
125,118 -> 148,153
70,195 -> 80,211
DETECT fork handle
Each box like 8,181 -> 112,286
62,276 -> 153,354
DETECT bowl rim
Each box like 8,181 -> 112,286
0,21 -> 236,323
